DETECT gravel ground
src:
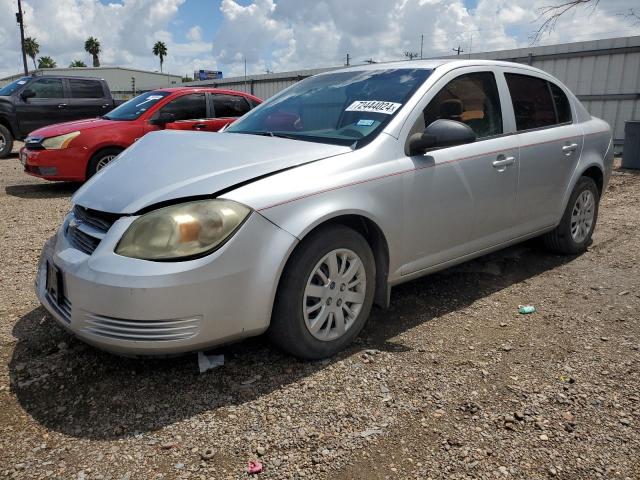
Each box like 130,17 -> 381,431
1,142 -> 639,480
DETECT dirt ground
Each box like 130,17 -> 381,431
0,142 -> 638,480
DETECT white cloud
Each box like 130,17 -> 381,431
1,0 -> 638,80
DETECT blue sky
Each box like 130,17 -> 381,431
1,0 -> 639,78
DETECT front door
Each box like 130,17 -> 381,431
159,92 -> 220,132
16,77 -> 68,135
401,70 -> 519,275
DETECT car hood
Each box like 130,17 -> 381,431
29,117 -> 118,138
73,130 -> 351,214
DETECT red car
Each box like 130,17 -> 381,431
20,88 -> 262,181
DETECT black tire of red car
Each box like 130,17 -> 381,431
269,224 -> 376,360
0,124 -> 14,159
86,148 -> 123,179
543,176 -> 600,255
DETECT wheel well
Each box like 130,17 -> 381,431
0,118 -> 14,137
582,166 -> 603,196
302,215 -> 391,309
86,146 -> 124,176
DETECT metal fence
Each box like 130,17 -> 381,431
191,35 -> 640,148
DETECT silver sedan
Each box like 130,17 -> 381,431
36,59 -> 613,359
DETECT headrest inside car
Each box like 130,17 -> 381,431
439,99 -> 463,119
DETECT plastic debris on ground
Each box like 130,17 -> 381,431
197,352 -> 224,373
518,305 -> 536,314
247,460 -> 263,474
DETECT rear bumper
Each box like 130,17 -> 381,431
36,212 -> 298,356
22,146 -> 88,181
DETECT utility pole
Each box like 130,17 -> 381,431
345,53 -> 350,67
131,77 -> 136,96
452,45 -> 464,56
16,0 -> 28,75
244,58 -> 247,93
420,34 -> 424,60
364,58 -> 376,64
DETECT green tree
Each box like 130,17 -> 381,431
152,41 -> 168,72
69,60 -> 87,68
84,37 -> 101,67
37,56 -> 57,69
23,37 -> 40,71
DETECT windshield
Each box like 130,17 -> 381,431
103,91 -> 171,120
0,77 -> 31,96
226,68 -> 432,146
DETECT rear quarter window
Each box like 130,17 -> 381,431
212,94 -> 251,117
549,82 -> 572,124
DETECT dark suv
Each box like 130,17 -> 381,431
0,76 -> 121,158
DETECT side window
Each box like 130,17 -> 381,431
549,82 -> 572,124
505,73 -> 556,131
69,79 -> 105,99
27,78 -> 64,98
212,94 -> 250,117
422,72 -> 503,139
158,93 -> 206,121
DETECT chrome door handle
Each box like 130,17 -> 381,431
562,143 -> 578,153
492,156 -> 515,169
193,123 -> 207,130
57,103 -> 67,109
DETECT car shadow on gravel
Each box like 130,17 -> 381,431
5,182 -> 81,199
8,243 -> 575,440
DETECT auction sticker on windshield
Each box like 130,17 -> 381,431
345,100 -> 402,115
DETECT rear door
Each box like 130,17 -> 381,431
15,77 -> 68,135
66,78 -> 111,120
210,93 -> 252,130
502,70 -> 584,233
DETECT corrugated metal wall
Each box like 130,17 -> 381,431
192,35 -> 640,146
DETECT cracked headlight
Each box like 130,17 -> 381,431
115,199 -> 251,261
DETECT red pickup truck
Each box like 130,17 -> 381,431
21,87 -> 261,181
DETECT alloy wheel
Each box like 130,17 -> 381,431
303,248 -> 367,341
570,189 -> 595,243
96,154 -> 117,171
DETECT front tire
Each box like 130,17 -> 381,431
86,148 -> 122,179
543,176 -> 599,254
0,124 -> 14,159
269,224 -> 376,359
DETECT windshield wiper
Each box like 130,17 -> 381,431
240,131 -> 301,140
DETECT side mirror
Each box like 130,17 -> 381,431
409,119 -> 476,156
149,112 -> 176,127
20,89 -> 35,100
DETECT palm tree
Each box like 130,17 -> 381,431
152,41 -> 168,72
37,56 -> 57,69
23,37 -> 39,71
84,37 -> 101,67
69,60 -> 87,68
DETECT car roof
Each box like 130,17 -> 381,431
327,59 -> 547,76
155,87 -> 260,98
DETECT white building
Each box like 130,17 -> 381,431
0,66 -> 183,100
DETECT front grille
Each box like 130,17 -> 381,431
67,205 -> 122,255
81,314 -> 201,342
68,225 -> 101,254
73,205 -> 120,232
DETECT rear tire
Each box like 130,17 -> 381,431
86,148 -> 122,179
269,224 -> 376,360
0,124 -> 14,159
543,176 -> 599,254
